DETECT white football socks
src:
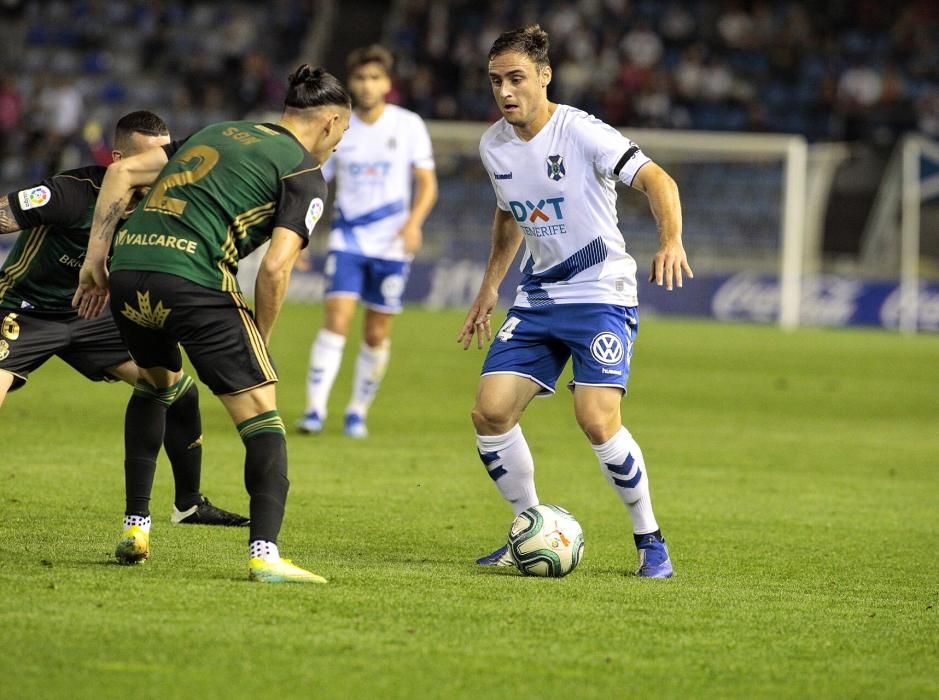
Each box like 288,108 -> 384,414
305,328 -> 346,417
346,340 -> 390,418
249,540 -> 280,563
123,514 -> 151,533
593,427 -> 659,535
476,424 -> 539,516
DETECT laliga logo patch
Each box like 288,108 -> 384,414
380,274 -> 405,301
305,197 -> 324,234
590,332 -> 624,365
0,339 -> 8,361
546,154 -> 565,181
18,186 -> 51,210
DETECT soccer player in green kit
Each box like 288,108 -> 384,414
0,110 -> 247,527
74,66 -> 352,583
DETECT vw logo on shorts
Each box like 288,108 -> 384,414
590,332 -> 625,365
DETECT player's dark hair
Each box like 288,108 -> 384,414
488,24 -> 551,69
346,44 -> 394,76
113,110 -> 168,151
285,64 -> 352,110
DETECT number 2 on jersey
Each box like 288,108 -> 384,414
144,145 -> 219,217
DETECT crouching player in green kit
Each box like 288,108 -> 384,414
0,110 -> 247,527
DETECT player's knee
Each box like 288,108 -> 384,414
576,413 -> 619,444
324,303 -> 356,336
363,328 -> 389,348
325,316 -> 352,337
106,360 -> 139,386
471,402 -> 514,435
139,366 -> 184,389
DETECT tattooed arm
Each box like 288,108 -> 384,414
73,147 -> 169,318
0,195 -> 21,234
86,145 -> 169,266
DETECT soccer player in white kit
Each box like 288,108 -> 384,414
298,46 -> 438,438
458,26 -> 693,578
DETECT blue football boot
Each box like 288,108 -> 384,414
635,533 -> 673,578
343,413 -> 368,439
475,544 -> 515,567
296,411 -> 324,435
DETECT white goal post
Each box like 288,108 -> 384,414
859,133 -> 939,334
899,135 -> 939,334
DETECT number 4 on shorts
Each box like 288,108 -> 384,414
496,317 -> 521,342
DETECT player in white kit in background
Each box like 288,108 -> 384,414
298,45 -> 437,438
458,26 -> 693,578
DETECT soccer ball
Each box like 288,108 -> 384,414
508,504 -> 585,577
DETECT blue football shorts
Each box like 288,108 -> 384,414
481,304 -> 639,395
324,250 -> 410,314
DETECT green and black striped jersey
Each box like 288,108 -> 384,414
110,121 -> 328,292
1,166 -> 105,316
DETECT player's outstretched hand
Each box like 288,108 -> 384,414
649,241 -> 693,291
457,291 -> 496,350
72,261 -> 110,319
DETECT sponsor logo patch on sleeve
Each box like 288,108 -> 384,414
18,186 -> 51,210
305,197 -> 324,235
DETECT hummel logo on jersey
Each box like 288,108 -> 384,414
494,172 -> 513,180
546,155 -> 565,181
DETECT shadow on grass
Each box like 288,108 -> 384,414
473,566 -> 522,577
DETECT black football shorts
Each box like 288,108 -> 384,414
108,270 -> 278,395
0,308 -> 130,390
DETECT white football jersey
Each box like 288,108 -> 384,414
479,104 -> 652,307
324,104 -> 435,261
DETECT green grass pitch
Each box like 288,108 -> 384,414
1,305 -> 936,699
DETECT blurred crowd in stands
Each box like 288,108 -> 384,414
0,0 -> 310,184
388,0 -> 938,141
0,0 -> 937,187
